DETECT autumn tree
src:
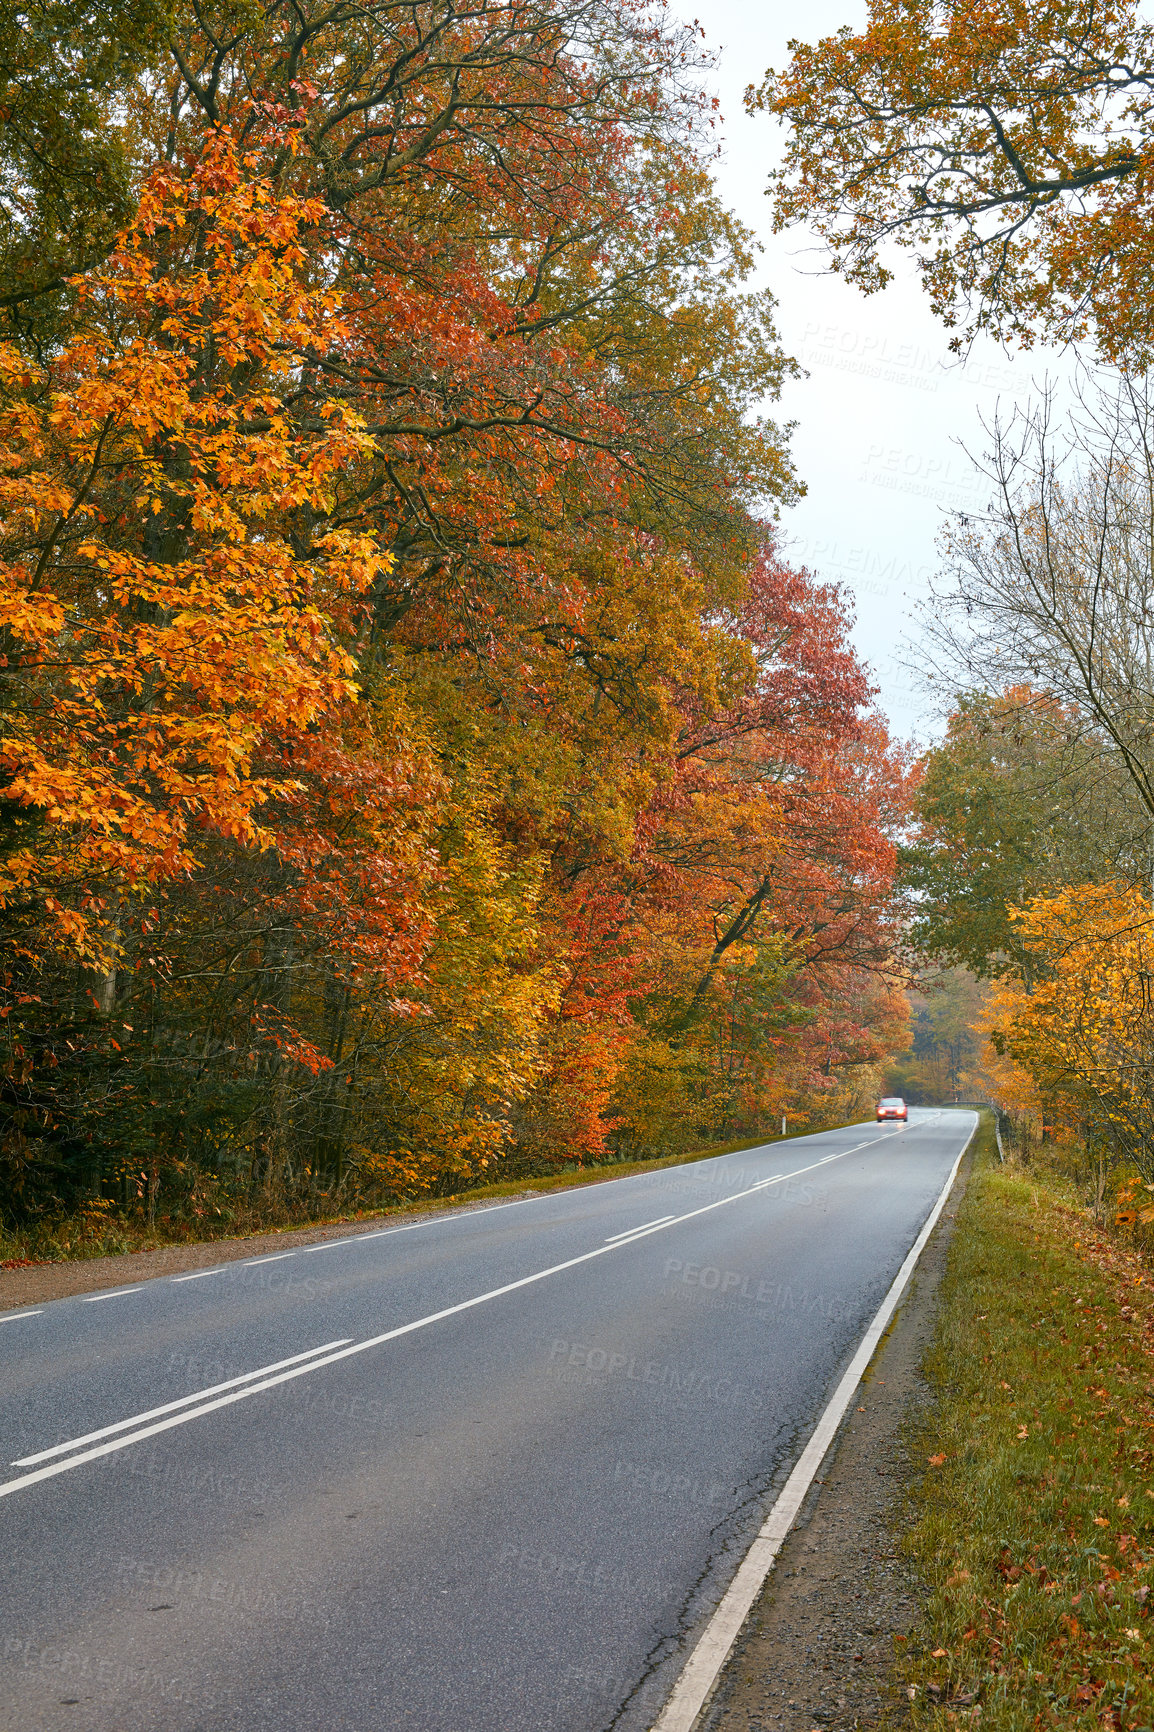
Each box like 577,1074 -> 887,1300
604,539 -> 913,1151
148,2 -> 806,1187
0,133 -> 441,1213
987,883 -> 1154,1183
0,1 -> 917,1235
0,144 -> 390,959
141,1 -> 799,589
753,0 -> 1154,359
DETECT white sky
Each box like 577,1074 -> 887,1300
690,0 -> 1068,741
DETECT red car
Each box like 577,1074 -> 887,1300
876,1096 -> 908,1122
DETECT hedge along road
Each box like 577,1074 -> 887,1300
0,1109 -> 974,1732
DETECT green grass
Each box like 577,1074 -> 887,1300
0,1119 -> 834,1266
899,1120 -> 1154,1728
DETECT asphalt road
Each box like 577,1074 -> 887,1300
0,1108 -> 974,1732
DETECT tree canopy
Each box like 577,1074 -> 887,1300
753,0 -> 1154,361
0,1 -> 912,1234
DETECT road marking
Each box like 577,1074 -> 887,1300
12,1340 -> 354,1467
186,1119 -> 893,1265
0,1310 -> 42,1324
246,1128 -> 881,1257
82,1288 -> 142,1303
163,1138 -> 865,1276
244,1253 -> 295,1266
171,1268 -> 228,1283
605,1216 -> 676,1242
649,1113 -> 978,1732
0,1124 -> 916,1503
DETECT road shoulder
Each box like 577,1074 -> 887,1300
699,1144 -> 972,1732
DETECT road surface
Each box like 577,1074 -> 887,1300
0,1108 -> 973,1732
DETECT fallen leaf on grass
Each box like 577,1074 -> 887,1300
1094,1515 -> 1110,1527
932,1648 -> 948,1658
1017,1425 -> 1029,1439
929,1452 -> 948,1466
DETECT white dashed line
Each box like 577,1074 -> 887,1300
171,1268 -> 228,1283
82,1288 -> 142,1303
604,1215 -> 676,1242
244,1253 -> 295,1266
0,1310 -> 42,1324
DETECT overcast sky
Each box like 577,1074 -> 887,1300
689,0 -> 1067,741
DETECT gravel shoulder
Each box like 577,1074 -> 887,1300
699,1149 -> 971,1732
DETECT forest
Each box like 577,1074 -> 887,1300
765,0 -> 1154,1201
0,0 -> 912,1242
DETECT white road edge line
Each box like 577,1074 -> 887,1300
171,1268 -> 227,1283
0,1123 -> 914,1503
12,1340 -> 354,1467
244,1254 -> 295,1266
648,1112 -> 978,1732
82,1287 -> 143,1303
0,1310 -> 42,1323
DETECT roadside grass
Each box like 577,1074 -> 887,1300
0,1120 -> 833,1267
899,1119 -> 1154,1729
